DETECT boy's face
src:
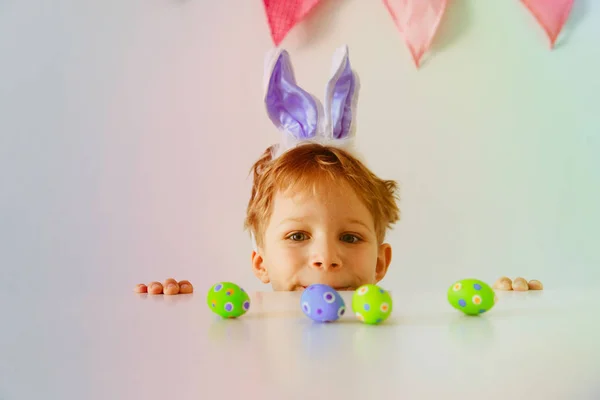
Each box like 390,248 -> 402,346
251,181 -> 392,291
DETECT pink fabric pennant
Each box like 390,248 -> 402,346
263,0 -> 322,46
383,0 -> 449,68
521,0 -> 575,48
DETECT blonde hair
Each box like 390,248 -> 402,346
244,143 -> 400,248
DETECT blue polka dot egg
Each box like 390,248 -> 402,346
300,284 -> 346,322
447,278 -> 497,316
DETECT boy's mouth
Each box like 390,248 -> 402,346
296,285 -> 354,291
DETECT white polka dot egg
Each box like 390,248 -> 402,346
300,284 -> 346,322
352,284 -> 393,324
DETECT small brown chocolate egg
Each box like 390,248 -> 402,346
512,277 -> 529,292
493,276 -> 513,291
528,280 -> 543,290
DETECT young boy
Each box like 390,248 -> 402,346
134,45 -> 400,294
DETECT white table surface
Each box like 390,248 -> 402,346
2,285 -> 599,400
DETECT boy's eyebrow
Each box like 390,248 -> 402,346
346,219 -> 373,232
277,217 -> 307,226
278,217 -> 373,232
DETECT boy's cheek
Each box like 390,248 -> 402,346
272,246 -> 304,265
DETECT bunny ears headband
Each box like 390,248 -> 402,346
251,45 -> 359,251
263,45 -> 360,160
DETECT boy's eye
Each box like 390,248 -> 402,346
340,234 -> 361,243
288,232 -> 308,241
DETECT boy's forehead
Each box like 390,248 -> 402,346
278,179 -> 352,202
272,181 -> 373,220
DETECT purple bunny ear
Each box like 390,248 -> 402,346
264,50 -> 319,140
325,46 -> 358,140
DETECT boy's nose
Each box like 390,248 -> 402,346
311,259 -> 340,270
310,243 -> 341,270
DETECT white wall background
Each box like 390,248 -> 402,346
1,0 -> 599,297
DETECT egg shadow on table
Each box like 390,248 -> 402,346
146,294 -> 167,304
300,319 -> 357,358
207,317 -> 250,344
447,313 -> 495,345
350,324 -> 397,362
142,293 -> 194,305
164,293 -> 194,305
241,310 -> 303,319
496,290 -> 545,298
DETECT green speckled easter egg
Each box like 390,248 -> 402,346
352,284 -> 393,325
206,282 -> 250,318
447,278 -> 496,316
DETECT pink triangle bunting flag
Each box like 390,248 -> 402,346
261,1 -> 576,68
521,0 -> 575,48
263,0 -> 322,46
383,0 -> 449,68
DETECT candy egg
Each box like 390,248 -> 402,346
492,276 -> 513,291
528,279 -> 543,290
512,277 -> 529,292
448,278 -> 496,316
206,282 -> 250,318
352,284 -> 393,325
300,284 -> 346,322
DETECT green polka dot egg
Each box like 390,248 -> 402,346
206,282 -> 250,318
352,284 -> 393,325
447,278 -> 496,316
